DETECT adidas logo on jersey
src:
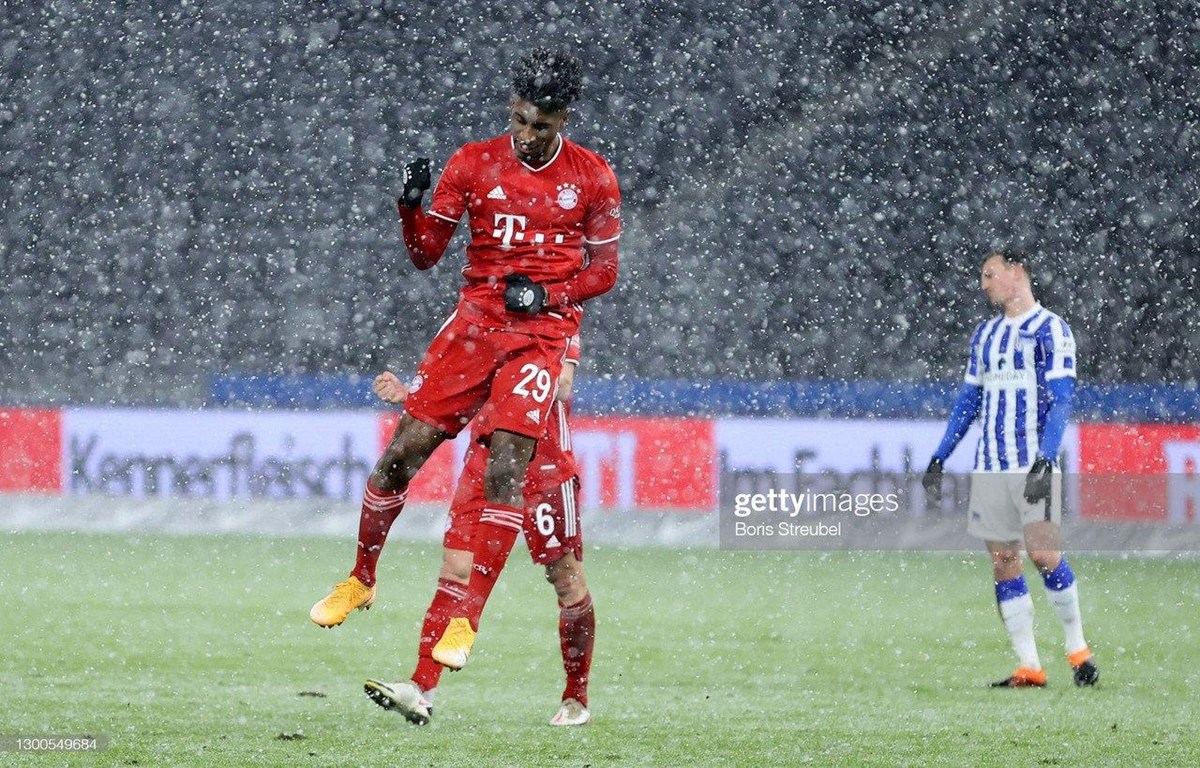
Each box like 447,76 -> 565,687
526,409 -> 541,424
487,185 -> 507,200
545,535 -> 561,548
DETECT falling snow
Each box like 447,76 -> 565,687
1,1 -> 1197,405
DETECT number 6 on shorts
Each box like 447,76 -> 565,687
535,502 -> 556,536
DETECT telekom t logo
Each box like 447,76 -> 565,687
493,213 -> 527,247
491,212 -> 566,248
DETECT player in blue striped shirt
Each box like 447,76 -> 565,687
923,249 -> 1098,688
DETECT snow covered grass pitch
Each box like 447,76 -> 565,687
3,532 -> 1198,765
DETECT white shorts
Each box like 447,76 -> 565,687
967,471 -> 1063,542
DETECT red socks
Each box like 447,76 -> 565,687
559,593 -> 595,706
351,481 -> 407,587
404,501 -> 596,709
409,504 -> 523,690
459,504 -> 524,630
410,577 -> 467,692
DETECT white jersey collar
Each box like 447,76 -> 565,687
512,134 -> 563,173
1004,302 -> 1043,326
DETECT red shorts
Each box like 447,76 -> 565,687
443,476 -> 583,566
404,312 -> 570,439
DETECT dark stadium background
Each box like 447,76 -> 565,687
2,0 -> 1196,408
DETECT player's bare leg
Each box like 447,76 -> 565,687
311,415 -> 448,627
987,539 -> 1047,687
371,413 -> 451,492
1025,521 -> 1097,686
481,430 -> 535,508
433,430 -> 535,669
546,552 -> 594,726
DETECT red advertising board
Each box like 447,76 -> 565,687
0,409 -> 62,493
1077,424 -> 1200,522
379,413 -> 717,510
572,416 -> 716,510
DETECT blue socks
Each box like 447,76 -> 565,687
1041,557 -> 1075,592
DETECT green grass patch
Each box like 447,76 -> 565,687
1,532 -> 1197,766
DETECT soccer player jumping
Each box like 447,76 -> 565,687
311,47 -> 619,679
923,249 -> 1098,688
362,341 -> 594,727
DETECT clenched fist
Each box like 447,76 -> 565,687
373,371 -> 411,405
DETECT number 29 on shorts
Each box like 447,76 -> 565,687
512,363 -> 553,403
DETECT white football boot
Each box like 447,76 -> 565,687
549,698 -> 590,726
363,679 -> 433,726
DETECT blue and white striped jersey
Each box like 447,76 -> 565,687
963,303 -> 1076,471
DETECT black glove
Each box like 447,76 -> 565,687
503,273 -> 547,313
399,157 -> 431,209
922,458 -> 944,502
1024,456 -> 1054,504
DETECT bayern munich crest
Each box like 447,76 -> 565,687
556,183 -> 580,210
409,374 -> 424,393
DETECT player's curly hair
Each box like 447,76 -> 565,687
512,47 -> 583,113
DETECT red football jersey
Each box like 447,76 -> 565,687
461,334 -> 582,494
428,134 -> 621,338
